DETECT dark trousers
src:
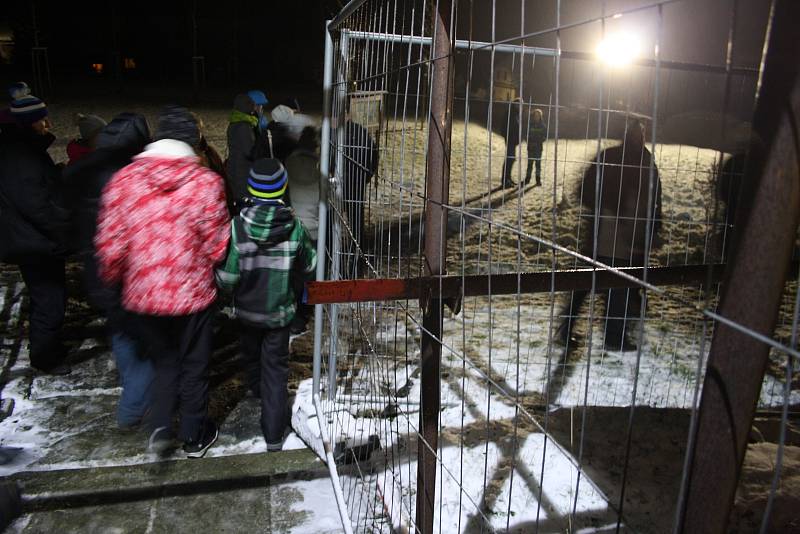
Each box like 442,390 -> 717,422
18,259 -> 67,370
502,140 -> 520,184
240,324 -> 290,444
342,174 -> 368,248
557,256 -> 641,346
133,306 -> 214,443
525,153 -> 542,183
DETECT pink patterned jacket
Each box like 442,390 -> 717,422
95,139 -> 230,315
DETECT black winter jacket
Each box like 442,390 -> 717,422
62,112 -> 150,254
61,113 -> 150,330
0,126 -> 69,262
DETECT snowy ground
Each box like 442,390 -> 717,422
0,263 -> 344,532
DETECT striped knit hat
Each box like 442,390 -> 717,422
7,82 -> 30,100
247,158 -> 288,201
10,94 -> 48,125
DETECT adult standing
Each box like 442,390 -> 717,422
0,94 -> 71,375
341,118 -> 378,251
225,93 -> 259,210
555,119 -> 663,352
95,106 -> 230,457
500,98 -> 523,188
63,112 -> 154,427
286,126 -> 321,334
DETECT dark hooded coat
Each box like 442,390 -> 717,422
0,125 -> 69,262
63,112 -> 151,254
579,130 -> 663,262
226,94 -> 258,204
61,112 -> 150,329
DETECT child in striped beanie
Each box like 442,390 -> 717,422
216,157 -> 317,451
10,94 -> 48,126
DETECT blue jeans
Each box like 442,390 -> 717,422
112,332 -> 154,427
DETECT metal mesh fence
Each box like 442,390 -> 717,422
307,1 -> 799,532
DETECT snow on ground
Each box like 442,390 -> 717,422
310,134 -> 799,531
310,285 -> 799,531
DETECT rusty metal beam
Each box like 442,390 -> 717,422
679,1 -> 800,532
306,263 -> 728,305
417,1 -> 454,533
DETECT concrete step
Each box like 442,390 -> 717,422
12,449 -> 322,512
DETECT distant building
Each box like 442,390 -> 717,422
494,66 -> 516,102
0,23 -> 14,64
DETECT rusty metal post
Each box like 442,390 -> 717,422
678,2 -> 800,532
416,1 -> 454,533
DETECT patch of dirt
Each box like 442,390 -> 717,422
542,406 -> 800,533
731,442 -> 800,534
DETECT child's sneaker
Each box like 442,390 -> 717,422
183,421 -> 218,459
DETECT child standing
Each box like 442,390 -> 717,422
525,108 -> 546,186
216,158 -> 317,450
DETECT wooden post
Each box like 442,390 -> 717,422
416,1 -> 454,533
679,2 -> 800,532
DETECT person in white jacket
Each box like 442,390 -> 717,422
286,126 -> 322,334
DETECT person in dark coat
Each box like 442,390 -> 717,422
226,93 -> 259,210
0,94 -> 71,375
501,98 -> 523,188
341,119 -> 378,252
62,112 -> 154,427
555,119 -> 663,352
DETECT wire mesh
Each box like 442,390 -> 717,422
312,1 -> 799,532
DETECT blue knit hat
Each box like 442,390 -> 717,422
10,95 -> 48,125
248,158 -> 287,201
247,90 -> 268,106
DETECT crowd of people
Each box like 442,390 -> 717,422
0,77 -> 665,459
0,82 -> 323,458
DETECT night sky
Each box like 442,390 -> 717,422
1,2 -> 334,89
0,0 -> 770,123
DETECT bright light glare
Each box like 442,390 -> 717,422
596,32 -> 641,67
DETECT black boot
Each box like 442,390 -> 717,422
604,335 -> 637,352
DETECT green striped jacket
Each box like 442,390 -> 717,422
216,202 -> 317,328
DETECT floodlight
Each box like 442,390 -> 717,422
596,31 -> 641,67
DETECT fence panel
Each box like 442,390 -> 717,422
303,1 -> 800,532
